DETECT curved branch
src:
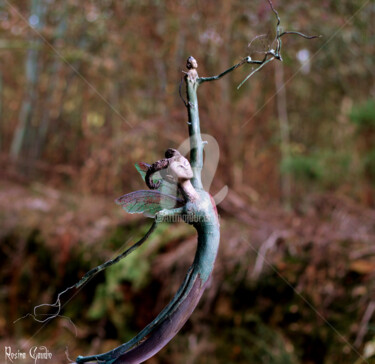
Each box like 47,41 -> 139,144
198,58 -> 248,83
268,0 -> 280,26
75,220 -> 159,289
199,0 -> 319,89
237,56 -> 275,89
280,31 -> 321,39
16,221 -> 158,327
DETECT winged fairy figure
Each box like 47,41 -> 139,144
75,148 -> 220,364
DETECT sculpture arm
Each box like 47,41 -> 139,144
156,207 -> 185,223
198,58 -> 253,83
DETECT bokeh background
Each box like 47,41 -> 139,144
1,0 -> 375,363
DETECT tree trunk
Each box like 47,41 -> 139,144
0,69 -> 2,152
274,61 -> 292,208
10,0 -> 45,166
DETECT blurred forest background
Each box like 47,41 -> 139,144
0,0 -> 375,363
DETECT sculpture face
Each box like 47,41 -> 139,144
168,156 -> 193,182
187,56 -> 198,70
190,57 -> 198,69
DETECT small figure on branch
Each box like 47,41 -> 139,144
17,1 -> 319,363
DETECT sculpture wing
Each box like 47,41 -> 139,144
116,190 -> 184,218
135,162 -> 182,199
134,162 -> 151,181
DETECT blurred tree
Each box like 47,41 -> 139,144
10,0 -> 45,164
274,61 -> 292,209
0,0 -> 372,201
32,3 -> 68,161
0,68 -> 2,151
1,1 -> 375,363
350,99 -> 375,206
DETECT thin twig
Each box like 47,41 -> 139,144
267,0 -> 280,26
354,301 -> 375,348
237,57 -> 275,89
14,221 -> 158,325
198,1 -> 318,89
236,0 -> 319,88
280,31 -> 321,39
251,231 -> 287,279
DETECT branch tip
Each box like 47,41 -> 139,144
267,0 -> 280,26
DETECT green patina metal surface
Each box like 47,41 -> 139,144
75,58 -> 221,364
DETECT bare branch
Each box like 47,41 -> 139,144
198,58 -> 248,84
267,0 -> 280,27
237,56 -> 275,89
280,31 -> 321,39
237,0 -> 319,88
198,0 -> 319,89
354,301 -> 375,348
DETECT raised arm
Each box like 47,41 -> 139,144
184,57 -> 204,190
198,58 -> 250,83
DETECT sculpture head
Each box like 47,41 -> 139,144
167,151 -> 194,182
186,56 -> 198,70
146,149 -> 193,189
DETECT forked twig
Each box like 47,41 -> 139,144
199,0 -> 320,89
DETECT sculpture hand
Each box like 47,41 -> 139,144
156,207 -> 184,223
155,209 -> 168,222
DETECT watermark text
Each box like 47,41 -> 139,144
5,346 -> 52,363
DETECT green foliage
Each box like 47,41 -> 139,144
350,100 -> 375,183
88,227 -> 153,323
87,284 -> 110,320
363,149 -> 375,182
215,321 -> 298,364
315,150 -> 353,188
87,221 -> 193,337
281,155 -> 323,181
350,99 -> 375,129
106,245 -> 151,291
281,150 -> 353,189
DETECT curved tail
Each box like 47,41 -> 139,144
76,217 -> 220,364
113,272 -> 206,364
76,266 -> 207,364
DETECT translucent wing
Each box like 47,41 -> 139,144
134,162 -> 182,199
116,190 -> 184,218
134,162 -> 151,182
